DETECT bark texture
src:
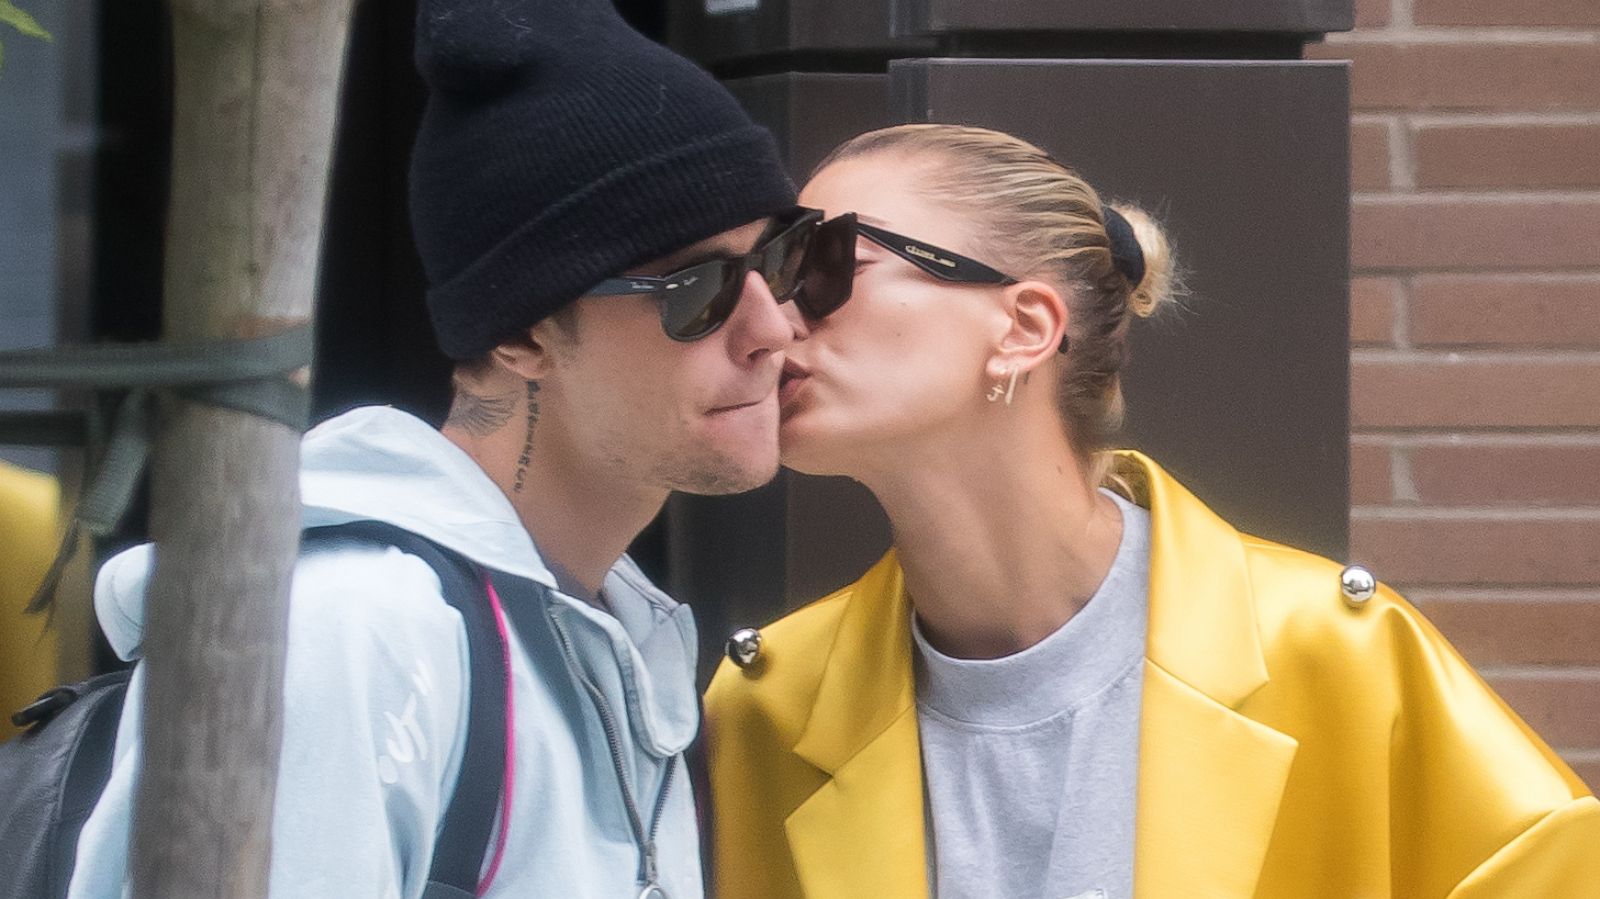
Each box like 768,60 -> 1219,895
130,2 -> 357,896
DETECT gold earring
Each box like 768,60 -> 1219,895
987,367 -> 1019,405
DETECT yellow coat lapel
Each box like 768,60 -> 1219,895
785,705 -> 927,898
1134,664 -> 1298,897
1120,453 -> 1298,898
785,554 -> 930,899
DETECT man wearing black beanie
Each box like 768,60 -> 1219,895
67,1 -> 807,897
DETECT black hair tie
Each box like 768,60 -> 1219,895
1101,205 -> 1146,288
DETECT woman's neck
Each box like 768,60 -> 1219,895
860,415 -> 1125,660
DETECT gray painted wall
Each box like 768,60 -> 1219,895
0,0 -> 93,474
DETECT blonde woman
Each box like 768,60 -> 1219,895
704,124 -> 1599,899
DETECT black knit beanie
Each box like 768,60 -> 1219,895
410,0 -> 797,361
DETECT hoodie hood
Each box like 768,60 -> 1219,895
95,405 -> 690,668
296,405 -> 557,582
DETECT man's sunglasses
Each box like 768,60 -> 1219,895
583,207 -> 824,342
792,213 -> 1020,318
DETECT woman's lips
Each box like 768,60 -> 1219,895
779,361 -> 811,408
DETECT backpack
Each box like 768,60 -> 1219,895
0,521 -> 510,899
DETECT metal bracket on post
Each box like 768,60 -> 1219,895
0,325 -> 315,611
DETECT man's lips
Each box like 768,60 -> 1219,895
708,391 -> 775,414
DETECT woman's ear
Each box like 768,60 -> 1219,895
987,280 -> 1068,380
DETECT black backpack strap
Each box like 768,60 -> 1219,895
303,521 -> 507,897
48,669 -> 132,899
688,689 -> 715,898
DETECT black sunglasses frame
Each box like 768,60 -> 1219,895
854,220 -> 1019,287
585,207 -> 824,342
797,214 -> 1069,353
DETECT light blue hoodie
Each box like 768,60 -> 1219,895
68,406 -> 704,899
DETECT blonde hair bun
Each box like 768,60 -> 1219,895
1107,202 -> 1177,319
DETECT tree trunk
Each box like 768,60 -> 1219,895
130,1 -> 356,896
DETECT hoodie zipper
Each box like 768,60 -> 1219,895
547,608 -> 678,898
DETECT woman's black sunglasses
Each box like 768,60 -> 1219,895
583,207 -> 825,342
790,213 -> 1020,322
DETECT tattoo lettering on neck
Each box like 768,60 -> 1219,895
512,380 -> 540,493
446,388 -> 517,436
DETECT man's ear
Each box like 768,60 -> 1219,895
490,317 -> 567,382
986,279 -> 1068,380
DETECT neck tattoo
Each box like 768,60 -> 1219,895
445,388 -> 517,436
512,380 -> 540,493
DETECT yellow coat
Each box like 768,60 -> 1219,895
705,453 -> 1600,898
0,461 -> 61,741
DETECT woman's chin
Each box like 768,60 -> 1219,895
777,442 -> 826,476
778,416 -> 843,476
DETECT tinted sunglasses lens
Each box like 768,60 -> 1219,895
759,216 -> 815,301
660,259 -> 743,341
794,216 -> 855,319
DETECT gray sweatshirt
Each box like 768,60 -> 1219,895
915,490 -> 1151,899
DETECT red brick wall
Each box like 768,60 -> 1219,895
1311,0 -> 1600,790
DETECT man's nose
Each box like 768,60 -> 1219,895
725,269 -> 793,363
